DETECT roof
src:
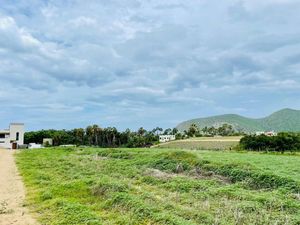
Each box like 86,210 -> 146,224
0,129 -> 10,134
10,123 -> 24,125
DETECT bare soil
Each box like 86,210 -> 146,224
0,149 -> 38,225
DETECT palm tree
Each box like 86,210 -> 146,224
86,125 -> 94,145
74,128 -> 85,145
92,124 -> 101,146
138,127 -> 146,136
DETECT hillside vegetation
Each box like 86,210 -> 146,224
16,147 -> 300,225
177,108 -> 300,133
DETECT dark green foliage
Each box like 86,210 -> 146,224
240,132 -> 300,153
184,123 -> 240,138
25,129 -> 75,146
24,125 -> 161,148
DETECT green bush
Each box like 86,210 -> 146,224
240,132 -> 300,153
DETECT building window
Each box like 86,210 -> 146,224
0,134 -> 5,138
16,132 -> 19,141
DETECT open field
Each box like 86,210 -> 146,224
157,136 -> 242,150
16,147 -> 300,225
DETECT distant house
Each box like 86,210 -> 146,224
0,123 -> 25,149
159,135 -> 175,143
28,143 -> 43,149
255,131 -> 277,137
264,131 -> 277,136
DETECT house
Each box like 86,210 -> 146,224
28,143 -> 43,149
159,135 -> 175,143
0,123 -> 25,149
255,131 -> 277,137
264,131 -> 277,136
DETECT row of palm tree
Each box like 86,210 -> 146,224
24,125 -> 175,147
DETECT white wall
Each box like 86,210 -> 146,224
9,123 -> 25,146
0,132 -> 11,148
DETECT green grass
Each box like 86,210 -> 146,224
195,151 -> 300,182
157,137 -> 241,150
16,147 -> 300,225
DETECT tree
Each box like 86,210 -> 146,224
171,128 -> 178,135
217,124 -> 234,136
163,128 -> 172,135
92,124 -> 102,146
24,125 -> 186,148
207,126 -> 217,136
202,126 -> 209,136
188,123 -> 199,137
73,128 -> 85,145
152,127 -> 163,136
138,127 -> 147,136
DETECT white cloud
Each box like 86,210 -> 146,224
0,0 -> 300,130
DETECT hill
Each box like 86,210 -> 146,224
176,108 -> 300,133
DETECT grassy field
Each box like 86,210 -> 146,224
157,136 -> 242,150
16,147 -> 300,225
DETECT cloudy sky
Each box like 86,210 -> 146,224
0,0 -> 300,131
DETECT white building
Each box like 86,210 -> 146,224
159,135 -> 176,143
0,123 -> 25,149
255,131 -> 277,137
28,143 -> 43,149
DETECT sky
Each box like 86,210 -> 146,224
0,0 -> 300,131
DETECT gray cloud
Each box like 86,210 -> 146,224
0,0 -> 299,130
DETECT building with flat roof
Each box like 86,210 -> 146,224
0,123 -> 25,149
159,135 -> 176,143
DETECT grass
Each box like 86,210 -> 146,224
195,151 -> 300,182
157,136 -> 241,150
16,147 -> 300,225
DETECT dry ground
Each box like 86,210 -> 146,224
0,149 -> 37,225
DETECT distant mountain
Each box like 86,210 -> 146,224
176,108 -> 300,133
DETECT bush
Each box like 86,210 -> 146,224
240,132 -> 300,153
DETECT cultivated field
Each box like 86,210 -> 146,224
157,136 -> 242,150
16,147 -> 300,225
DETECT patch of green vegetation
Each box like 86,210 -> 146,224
150,151 -> 199,172
157,139 -> 239,150
16,148 -> 300,224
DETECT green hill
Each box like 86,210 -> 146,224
176,108 -> 300,133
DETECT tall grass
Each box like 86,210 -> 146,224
16,148 -> 300,224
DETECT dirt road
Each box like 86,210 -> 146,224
0,149 -> 37,225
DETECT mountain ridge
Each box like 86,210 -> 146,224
176,108 -> 300,132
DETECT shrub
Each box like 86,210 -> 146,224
240,133 -> 300,153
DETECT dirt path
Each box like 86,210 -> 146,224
0,149 -> 38,225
